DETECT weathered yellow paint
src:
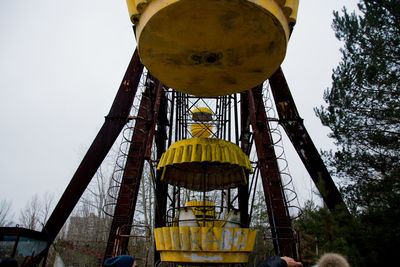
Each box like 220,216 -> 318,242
155,226 -> 257,263
283,0 -> 299,24
160,251 -> 251,263
154,228 -> 163,249
157,138 -> 253,190
202,227 -> 220,251
136,0 -> 149,13
162,226 -> 172,250
192,107 -> 213,116
157,138 -> 252,172
126,0 -> 139,23
179,227 -> 191,250
170,227 -> 181,250
126,0 -> 299,96
189,227 -> 202,251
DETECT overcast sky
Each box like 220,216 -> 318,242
0,0 -> 359,220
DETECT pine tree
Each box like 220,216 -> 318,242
312,1 -> 400,266
315,0 -> 400,209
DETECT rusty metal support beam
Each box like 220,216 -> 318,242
239,93 -> 251,227
247,86 -> 297,258
240,92 -> 252,155
268,68 -> 350,219
103,75 -> 164,260
42,50 -> 144,242
153,88 -> 169,266
154,87 -> 168,228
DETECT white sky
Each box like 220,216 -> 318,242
0,0 -> 359,221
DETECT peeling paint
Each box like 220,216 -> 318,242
184,253 -> 223,262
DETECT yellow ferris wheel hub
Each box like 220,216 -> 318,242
126,0 -> 299,97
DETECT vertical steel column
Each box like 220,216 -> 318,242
42,50 -> 144,243
269,68 -> 350,219
239,93 -> 251,227
153,87 -> 169,265
104,76 -> 164,260
247,86 -> 297,258
240,92 -> 252,155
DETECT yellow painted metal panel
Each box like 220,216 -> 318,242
135,0 -> 149,13
159,251 -> 251,263
201,227 -> 220,251
210,227 -> 223,250
155,226 -> 257,253
170,227 -> 181,250
126,0 -> 140,23
193,144 -> 202,162
182,143 -> 192,163
203,144 -> 212,162
157,138 -> 253,189
246,229 -> 257,251
154,228 -> 164,250
189,227 -> 202,251
128,0 -> 296,96
283,0 -> 299,24
232,228 -> 247,251
179,227 -> 191,250
287,0 -> 299,24
162,226 -> 172,250
156,226 -> 257,263
128,0 -> 299,26
221,228 -> 234,251
158,138 -> 252,172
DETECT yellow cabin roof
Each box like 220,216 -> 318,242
192,107 -> 213,115
192,107 -> 213,122
157,138 -> 252,191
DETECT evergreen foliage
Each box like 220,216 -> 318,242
315,0 -> 400,208
295,202 -> 362,267
298,1 -> 400,266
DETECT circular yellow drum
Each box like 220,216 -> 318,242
127,0 -> 298,96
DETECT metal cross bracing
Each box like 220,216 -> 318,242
268,68 -> 351,221
40,49 -> 350,266
103,72 -> 165,260
145,87 -> 301,261
246,85 -> 297,257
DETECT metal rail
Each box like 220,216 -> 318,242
104,75 -> 164,260
247,86 -> 297,258
269,68 -> 350,220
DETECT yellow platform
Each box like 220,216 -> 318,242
126,0 -> 299,96
154,226 -> 257,263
